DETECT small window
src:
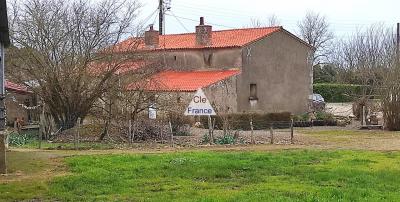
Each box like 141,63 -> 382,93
174,56 -> 177,61
207,54 -> 213,66
249,84 -> 257,100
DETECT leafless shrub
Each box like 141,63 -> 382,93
298,11 -> 334,65
7,0 -> 142,130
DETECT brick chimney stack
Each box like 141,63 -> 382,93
195,17 -> 212,46
144,25 -> 159,48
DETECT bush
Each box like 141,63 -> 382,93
168,112 -> 193,135
313,83 -> 369,102
293,112 -> 338,127
131,120 -> 170,141
200,112 -> 292,130
8,132 -> 37,146
315,111 -> 335,122
201,133 -> 210,144
293,113 -> 310,122
214,134 -> 235,145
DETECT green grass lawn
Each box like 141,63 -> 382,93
2,150 -> 400,201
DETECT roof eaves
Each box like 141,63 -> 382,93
146,89 -> 197,93
6,87 -> 33,94
147,46 -> 243,52
241,26 -> 283,47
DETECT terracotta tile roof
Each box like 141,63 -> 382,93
115,27 -> 282,52
114,60 -> 150,74
89,60 -> 151,75
128,69 -> 240,92
5,80 -> 31,94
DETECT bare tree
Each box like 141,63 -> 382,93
248,18 -> 264,28
381,62 -> 400,130
266,14 -> 281,27
333,24 -> 394,87
332,23 -> 396,124
7,0 -> 141,130
298,11 -> 334,65
246,14 -> 281,28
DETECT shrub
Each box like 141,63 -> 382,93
214,134 -> 235,145
313,83 -> 369,102
201,133 -> 210,144
8,132 -> 36,146
200,112 -> 292,130
131,120 -> 170,141
293,112 -> 337,127
174,130 -> 191,136
168,112 -> 193,136
293,113 -> 310,121
315,111 -> 335,122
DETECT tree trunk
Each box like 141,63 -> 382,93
99,121 -> 109,141
55,115 -> 79,131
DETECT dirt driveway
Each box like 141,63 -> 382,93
326,102 -> 354,117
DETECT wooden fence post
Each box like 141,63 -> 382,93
212,118 -> 216,142
77,118 -> 80,147
128,119 -> 132,144
250,118 -> 255,144
132,121 -> 135,143
38,103 -> 45,149
38,131 -> 42,149
74,118 -> 81,150
169,120 -> 173,147
269,124 -> 274,144
362,105 -> 366,126
0,132 -> 6,174
208,115 -> 213,144
290,119 -> 294,144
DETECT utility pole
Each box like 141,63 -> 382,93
0,0 -> 10,175
159,0 -> 163,35
397,23 -> 399,63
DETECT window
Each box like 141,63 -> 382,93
249,84 -> 257,100
173,55 -> 177,61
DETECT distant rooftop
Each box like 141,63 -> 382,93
6,80 -> 31,94
114,27 -> 282,51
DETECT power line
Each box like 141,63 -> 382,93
170,2 -> 395,34
141,7 -> 159,28
165,14 -> 236,29
168,11 -> 190,32
173,1 -> 393,25
172,6 -> 373,29
152,8 -> 159,26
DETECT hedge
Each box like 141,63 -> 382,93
313,83 -> 368,102
200,112 -> 292,130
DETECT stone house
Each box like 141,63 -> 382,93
4,80 -> 37,126
114,17 -> 314,115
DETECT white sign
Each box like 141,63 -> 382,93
148,104 -> 157,119
184,88 -> 216,116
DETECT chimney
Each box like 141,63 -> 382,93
145,25 -> 159,48
195,17 -> 212,46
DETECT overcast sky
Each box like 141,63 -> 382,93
139,0 -> 399,40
